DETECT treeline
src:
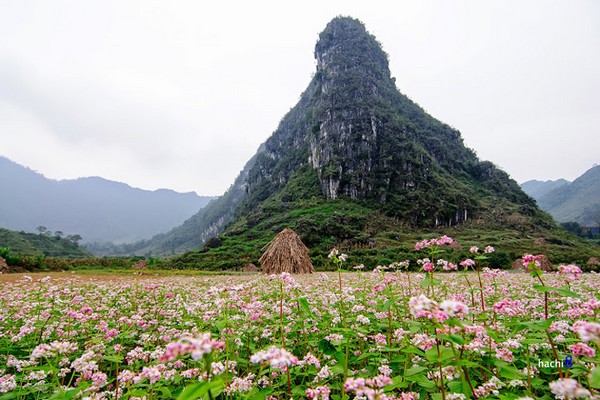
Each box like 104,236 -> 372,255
0,247 -> 166,271
0,227 -> 89,257
561,222 -> 600,239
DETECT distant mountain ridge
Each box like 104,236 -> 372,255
0,156 -> 214,244
520,179 -> 570,200
522,165 -> 600,226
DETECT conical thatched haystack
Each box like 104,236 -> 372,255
259,228 -> 315,274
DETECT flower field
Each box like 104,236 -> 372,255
1,245 -> 599,399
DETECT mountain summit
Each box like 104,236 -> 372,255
242,16 -> 533,225
127,17 -> 594,266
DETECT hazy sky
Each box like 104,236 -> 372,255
1,1 -> 598,196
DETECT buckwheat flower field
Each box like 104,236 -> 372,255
1,242 -> 599,399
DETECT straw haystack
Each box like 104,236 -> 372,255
131,260 -> 148,270
243,263 -> 259,272
0,257 -> 8,274
259,228 -> 315,274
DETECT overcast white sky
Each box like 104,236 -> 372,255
1,1 -> 598,196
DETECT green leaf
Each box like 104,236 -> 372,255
591,367 -> 600,389
499,366 -> 527,380
244,387 -> 274,400
330,395 -> 350,400
0,391 -> 23,400
405,366 -> 428,376
414,375 -> 436,390
331,363 -> 345,375
102,355 -> 123,363
454,359 -> 481,368
292,386 -> 307,396
127,389 -> 149,397
425,346 -> 454,362
438,333 -> 464,345
532,285 -> 581,299
420,274 -> 442,287
447,380 -> 463,392
48,388 -> 81,400
177,380 -> 224,400
298,297 -> 313,317
391,375 -> 409,389
382,299 -> 393,311
157,386 -> 173,398
318,339 -> 338,355
509,317 -> 554,331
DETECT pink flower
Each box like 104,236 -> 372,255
306,385 -> 331,400
140,366 -> 162,384
433,309 -> 449,323
300,352 -> 321,369
558,264 -> 582,281
460,259 -> 476,268
422,262 -> 434,272
495,348 -> 514,363
439,259 -> 458,271
117,370 -> 136,384
522,254 -> 543,268
160,334 -> 225,362
569,342 -> 596,358
439,300 -> 469,317
345,374 -> 393,400
409,295 -> 437,319
91,371 -> 108,386
250,347 -> 298,370
104,328 -> 119,340
470,246 -> 479,254
397,392 -> 420,400
572,320 -> 600,342
549,378 -> 590,399
415,236 -> 454,250
0,374 -> 17,394
484,246 -> 495,253
30,341 -> 78,361
436,235 -> 455,246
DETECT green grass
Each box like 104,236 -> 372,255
170,189 -> 600,271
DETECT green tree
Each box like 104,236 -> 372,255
66,234 -> 82,246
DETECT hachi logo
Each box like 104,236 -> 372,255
564,355 -> 573,368
538,356 -> 573,369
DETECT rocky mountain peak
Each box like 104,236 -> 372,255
314,16 -> 390,82
127,17 -> 560,258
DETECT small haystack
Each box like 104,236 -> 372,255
131,260 -> 148,270
259,228 -> 315,274
0,257 -> 8,274
588,257 -> 599,270
243,263 -> 259,273
511,255 -> 553,272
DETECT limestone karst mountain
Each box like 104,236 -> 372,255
125,17 -> 596,267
